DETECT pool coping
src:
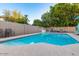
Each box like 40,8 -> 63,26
0,32 -> 79,43
67,33 -> 79,41
0,32 -> 40,42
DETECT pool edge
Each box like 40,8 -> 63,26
0,32 -> 41,42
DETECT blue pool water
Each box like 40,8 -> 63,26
1,32 -> 79,46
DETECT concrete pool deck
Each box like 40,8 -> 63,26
0,33 -> 79,56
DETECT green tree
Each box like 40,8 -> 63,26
23,15 -> 29,24
3,10 -> 29,24
40,3 -> 79,27
32,19 -> 42,26
41,12 -> 51,27
50,3 -> 79,26
3,10 -> 11,21
17,15 -> 29,24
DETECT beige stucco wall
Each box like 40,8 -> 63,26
50,27 -> 75,32
0,21 -> 76,37
0,21 -> 42,36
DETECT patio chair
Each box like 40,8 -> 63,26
4,28 -> 13,37
0,29 -> 4,37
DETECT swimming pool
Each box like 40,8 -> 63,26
1,32 -> 79,46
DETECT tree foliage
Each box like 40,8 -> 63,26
32,19 -> 42,26
33,3 -> 79,27
3,10 -> 29,24
50,3 -> 79,27
41,12 -> 51,27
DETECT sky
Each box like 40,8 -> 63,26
0,3 -> 54,24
